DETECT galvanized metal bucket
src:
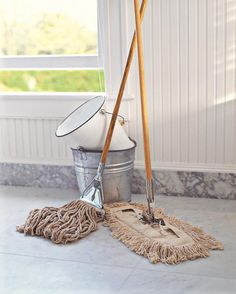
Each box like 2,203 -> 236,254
72,141 -> 136,203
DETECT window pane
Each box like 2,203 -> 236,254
0,0 -> 97,56
0,70 -> 105,92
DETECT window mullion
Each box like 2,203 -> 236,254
0,55 -> 100,70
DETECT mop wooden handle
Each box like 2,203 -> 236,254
100,0 -> 148,164
134,0 -> 152,180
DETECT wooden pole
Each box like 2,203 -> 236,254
133,0 -> 152,181
100,0 -> 148,164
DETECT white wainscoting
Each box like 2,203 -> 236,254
0,0 -> 235,173
127,0 -> 236,172
0,116 -> 70,165
0,95 -> 132,165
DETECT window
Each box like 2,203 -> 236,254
0,0 -> 105,93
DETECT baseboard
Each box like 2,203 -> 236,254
0,162 -> 235,200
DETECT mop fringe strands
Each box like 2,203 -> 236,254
104,202 -> 223,264
17,200 -> 223,264
17,200 -> 103,244
17,199 -> 223,264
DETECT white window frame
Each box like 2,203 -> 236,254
0,0 -> 105,97
0,0 -> 133,119
0,55 -> 102,70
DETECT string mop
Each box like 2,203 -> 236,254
103,0 -> 223,264
17,0 -> 148,245
17,200 -> 103,244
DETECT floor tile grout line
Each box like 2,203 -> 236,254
127,265 -> 236,281
2,251 -> 233,282
115,250 -> 236,282
0,251 -> 138,270
116,256 -> 148,292
116,266 -> 137,292
118,265 -> 236,283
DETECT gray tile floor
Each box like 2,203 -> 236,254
0,185 -> 236,294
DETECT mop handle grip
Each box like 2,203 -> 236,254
100,0 -> 148,164
134,0 -> 152,181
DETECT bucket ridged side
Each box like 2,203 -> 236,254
72,143 -> 136,203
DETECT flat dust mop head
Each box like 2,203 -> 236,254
104,202 -> 223,264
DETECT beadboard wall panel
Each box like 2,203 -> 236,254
0,117 -> 70,164
130,0 -> 236,171
0,97 -> 131,165
0,0 -> 235,172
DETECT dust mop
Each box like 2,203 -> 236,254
103,0 -> 223,264
17,0 -> 148,244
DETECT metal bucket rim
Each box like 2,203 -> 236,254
71,138 -> 136,153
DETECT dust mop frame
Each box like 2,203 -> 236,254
104,202 -> 223,264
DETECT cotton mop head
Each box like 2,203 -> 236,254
104,202 -> 223,264
17,199 -> 103,244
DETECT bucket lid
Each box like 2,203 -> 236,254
56,96 -> 105,137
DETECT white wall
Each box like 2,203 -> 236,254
128,0 -> 236,172
0,0 -> 235,173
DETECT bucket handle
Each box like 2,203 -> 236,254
100,109 -> 128,126
76,147 -> 88,160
